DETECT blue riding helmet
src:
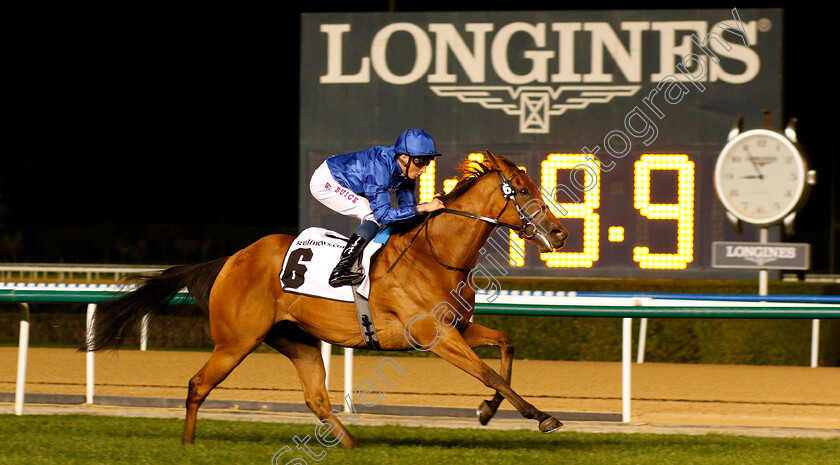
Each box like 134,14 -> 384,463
394,129 -> 442,157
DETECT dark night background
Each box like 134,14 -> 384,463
3,3 -> 837,272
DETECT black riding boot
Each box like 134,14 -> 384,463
329,233 -> 368,287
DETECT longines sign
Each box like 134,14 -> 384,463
301,8 -> 779,142
318,12 -> 756,134
712,242 -> 810,270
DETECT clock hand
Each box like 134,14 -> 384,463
744,148 -> 764,180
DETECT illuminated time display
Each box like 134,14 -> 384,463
418,151 -> 701,274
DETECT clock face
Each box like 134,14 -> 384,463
714,129 -> 807,226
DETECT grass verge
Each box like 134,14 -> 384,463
1,414 -> 838,465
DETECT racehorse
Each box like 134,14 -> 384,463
86,151 -> 569,448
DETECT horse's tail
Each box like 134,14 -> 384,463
83,256 -> 229,352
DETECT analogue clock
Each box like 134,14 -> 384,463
714,119 -> 816,227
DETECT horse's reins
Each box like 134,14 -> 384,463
435,207 -> 522,232
387,168 -> 545,274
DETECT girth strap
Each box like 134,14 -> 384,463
351,281 -> 382,350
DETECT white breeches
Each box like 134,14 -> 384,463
309,161 -> 376,223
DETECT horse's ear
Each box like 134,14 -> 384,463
484,150 -> 513,173
484,150 -> 500,169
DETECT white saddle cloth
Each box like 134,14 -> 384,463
279,227 -> 383,302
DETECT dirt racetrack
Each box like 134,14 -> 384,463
2,347 -> 839,437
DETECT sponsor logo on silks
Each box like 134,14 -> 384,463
318,9 -> 756,134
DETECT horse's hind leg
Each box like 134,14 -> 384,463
264,322 -> 360,449
183,340 -> 261,444
461,322 -> 514,426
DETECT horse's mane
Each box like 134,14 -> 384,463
389,153 -> 518,235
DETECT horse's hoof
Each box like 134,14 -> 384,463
539,416 -> 563,433
477,400 -> 494,426
342,437 -> 361,449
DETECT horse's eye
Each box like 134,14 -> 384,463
519,188 -> 529,195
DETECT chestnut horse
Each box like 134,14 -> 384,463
87,151 -> 568,448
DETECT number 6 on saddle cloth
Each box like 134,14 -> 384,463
279,227 -> 390,349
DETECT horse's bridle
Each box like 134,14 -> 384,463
387,168 -> 549,274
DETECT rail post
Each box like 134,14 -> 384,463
636,318 -> 648,364
622,316 -> 632,423
140,314 -> 149,351
14,303 -> 30,415
85,304 -> 96,404
344,347 -> 353,413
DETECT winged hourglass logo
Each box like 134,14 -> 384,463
430,85 -> 641,134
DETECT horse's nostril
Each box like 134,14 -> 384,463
552,229 -> 567,241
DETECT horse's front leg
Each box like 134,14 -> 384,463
460,322 -> 513,426
412,317 -> 562,433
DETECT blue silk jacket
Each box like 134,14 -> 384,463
326,145 -> 418,224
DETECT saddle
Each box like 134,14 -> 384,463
280,227 -> 389,349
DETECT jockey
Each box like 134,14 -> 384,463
309,128 -> 446,287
